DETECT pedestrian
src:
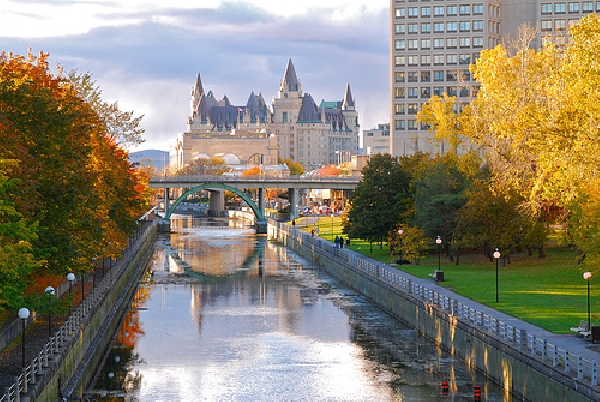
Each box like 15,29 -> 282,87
339,237 -> 344,249
335,236 -> 339,248
311,228 -> 315,236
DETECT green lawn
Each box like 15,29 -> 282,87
292,216 -> 598,334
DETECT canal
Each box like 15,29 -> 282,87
86,216 -> 511,401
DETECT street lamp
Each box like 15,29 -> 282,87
584,271 -> 592,332
398,229 -> 404,260
331,213 -> 334,237
45,286 -> 55,337
67,272 -> 75,315
435,236 -> 442,271
494,248 -> 501,303
19,307 -> 30,368
81,272 -> 86,317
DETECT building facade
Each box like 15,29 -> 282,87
363,123 -> 391,156
389,0 -> 598,156
170,59 -> 360,171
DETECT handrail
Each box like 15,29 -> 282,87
1,220 -> 157,401
277,221 -> 599,391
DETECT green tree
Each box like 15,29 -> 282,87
345,154 -> 411,252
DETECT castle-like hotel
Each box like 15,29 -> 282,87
170,59 -> 360,172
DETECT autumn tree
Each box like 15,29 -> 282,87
279,158 -> 304,176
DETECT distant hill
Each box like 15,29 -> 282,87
129,150 -> 169,172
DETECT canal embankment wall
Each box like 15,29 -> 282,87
7,220 -> 157,402
268,220 -> 597,402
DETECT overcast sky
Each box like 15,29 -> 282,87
1,0 -> 390,152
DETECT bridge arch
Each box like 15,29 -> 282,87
165,183 -> 265,222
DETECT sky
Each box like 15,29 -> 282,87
0,0 -> 390,152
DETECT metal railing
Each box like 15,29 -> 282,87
0,220 -> 156,402
277,222 -> 598,391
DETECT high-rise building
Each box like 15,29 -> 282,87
171,59 -> 360,171
389,0 -> 597,156
363,123 -> 391,156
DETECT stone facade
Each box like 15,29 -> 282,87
170,59 -> 360,171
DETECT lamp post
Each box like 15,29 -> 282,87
81,272 -> 86,317
19,307 -> 30,368
331,213 -> 334,237
494,248 -> 501,303
45,286 -> 55,337
584,271 -> 592,331
67,272 -> 75,316
435,236 -> 442,271
398,229 -> 404,260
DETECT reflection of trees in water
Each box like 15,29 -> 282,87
88,275 -> 153,397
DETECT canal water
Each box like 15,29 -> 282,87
87,216 -> 511,401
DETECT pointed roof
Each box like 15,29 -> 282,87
342,82 -> 354,109
282,58 -> 299,92
193,72 -> 204,97
297,93 -> 320,122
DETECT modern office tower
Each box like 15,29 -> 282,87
363,123 -> 391,156
389,0 -> 598,156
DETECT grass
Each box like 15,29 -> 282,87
292,216 -> 598,334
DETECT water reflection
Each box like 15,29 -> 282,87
89,216 -> 510,401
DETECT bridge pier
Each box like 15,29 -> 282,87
254,220 -> 267,234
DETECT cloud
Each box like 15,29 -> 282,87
0,1 -> 390,151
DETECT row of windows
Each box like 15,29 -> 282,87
394,20 -> 484,34
541,2 -> 598,14
395,37 -> 483,50
394,85 -> 479,102
394,51 -> 481,67
541,18 -> 584,30
395,4 -> 484,18
395,68 -> 475,83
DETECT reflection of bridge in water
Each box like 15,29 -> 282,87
149,175 -> 360,233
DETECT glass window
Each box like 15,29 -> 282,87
408,119 -> 417,129
434,22 -> 445,32
434,38 -> 445,48
473,20 -> 484,31
394,87 -> 405,98
408,104 -> 418,115
459,87 -> 469,98
447,21 -> 458,32
408,7 -> 419,17
396,8 -> 406,18
421,38 -> 431,49
473,4 -> 483,14
447,55 -> 458,65
408,39 -> 418,49
395,104 -> 405,115
395,24 -> 406,34
421,87 -> 431,98
541,20 -> 553,31
421,55 -> 431,66
434,6 -> 445,16
408,23 -> 418,33
447,38 -> 458,48
473,37 -> 484,47
421,22 -> 431,33
459,54 -> 471,64
395,72 -> 405,82
434,55 -> 445,65
459,21 -> 471,31
460,37 -> 471,48
434,70 -> 445,81
555,2 -> 566,13
395,119 -> 405,130
421,7 -> 431,17
555,19 -> 567,30
408,87 -> 419,98
447,5 -> 457,15
395,55 -> 406,66
395,39 -> 406,50
447,69 -> 457,80
582,1 -> 593,12
408,72 -> 419,82
541,3 -> 553,13
446,86 -> 457,96
461,69 -> 471,81
569,2 -> 580,12
421,71 -> 431,81
433,86 -> 445,96
408,55 -> 419,66
459,5 -> 470,15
